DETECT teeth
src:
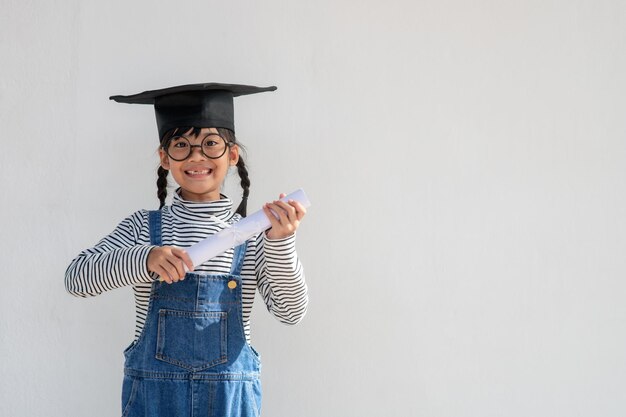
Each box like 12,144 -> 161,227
186,170 -> 210,174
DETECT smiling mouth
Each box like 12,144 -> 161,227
185,169 -> 213,176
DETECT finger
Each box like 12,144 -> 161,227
167,258 -> 186,282
279,193 -> 286,199
268,201 -> 289,225
273,200 -> 297,222
172,247 -> 194,272
264,203 -> 281,221
288,200 -> 307,220
263,204 -> 281,227
162,261 -> 181,283
155,266 -> 172,284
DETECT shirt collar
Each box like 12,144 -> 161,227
169,188 -> 235,223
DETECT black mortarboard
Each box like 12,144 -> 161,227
109,83 -> 277,138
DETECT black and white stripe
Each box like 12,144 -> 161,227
65,192 -> 308,343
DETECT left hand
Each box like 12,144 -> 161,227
263,193 -> 307,240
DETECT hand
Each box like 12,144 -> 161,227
263,193 -> 307,240
147,246 -> 194,284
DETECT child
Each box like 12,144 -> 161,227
65,83 -> 308,417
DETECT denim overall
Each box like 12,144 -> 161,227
121,210 -> 262,417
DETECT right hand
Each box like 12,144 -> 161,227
147,246 -> 194,284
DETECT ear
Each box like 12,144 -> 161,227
229,144 -> 240,166
159,148 -> 170,170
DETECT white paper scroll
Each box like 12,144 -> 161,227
185,189 -> 311,266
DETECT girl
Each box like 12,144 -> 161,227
65,83 -> 308,417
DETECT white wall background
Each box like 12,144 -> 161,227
1,0 -> 625,416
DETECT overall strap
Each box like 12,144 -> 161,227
230,242 -> 248,276
148,210 -> 163,246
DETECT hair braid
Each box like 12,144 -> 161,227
235,157 -> 250,217
217,127 -> 250,218
157,166 -> 169,209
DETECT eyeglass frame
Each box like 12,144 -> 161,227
162,133 -> 232,161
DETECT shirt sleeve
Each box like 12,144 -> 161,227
255,232 -> 308,325
64,210 -> 157,297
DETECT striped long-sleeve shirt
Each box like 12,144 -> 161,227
65,191 -> 308,343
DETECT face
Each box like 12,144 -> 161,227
159,127 -> 239,202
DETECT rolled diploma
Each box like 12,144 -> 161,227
185,189 -> 311,267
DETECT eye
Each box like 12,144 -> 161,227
170,137 -> 189,148
203,135 -> 222,148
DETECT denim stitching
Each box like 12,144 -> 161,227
124,368 -> 260,381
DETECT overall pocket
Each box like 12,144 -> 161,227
156,309 -> 228,371
121,376 -> 140,417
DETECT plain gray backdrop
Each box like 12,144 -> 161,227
1,0 -> 625,416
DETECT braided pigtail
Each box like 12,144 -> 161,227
218,127 -> 250,218
156,128 -> 181,209
235,157 -> 250,217
157,166 -> 169,209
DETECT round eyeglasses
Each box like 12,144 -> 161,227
164,134 -> 230,161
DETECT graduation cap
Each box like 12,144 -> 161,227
110,83 -> 277,138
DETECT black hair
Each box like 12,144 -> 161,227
157,126 -> 250,217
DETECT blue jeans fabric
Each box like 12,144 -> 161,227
121,210 -> 262,417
